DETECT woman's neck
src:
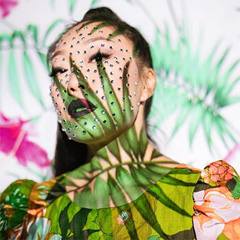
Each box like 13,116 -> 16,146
64,108 -> 178,208
90,126 -> 161,165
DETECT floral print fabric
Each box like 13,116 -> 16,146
0,160 -> 239,239
193,161 -> 240,239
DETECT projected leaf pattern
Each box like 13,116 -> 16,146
52,51 -> 177,208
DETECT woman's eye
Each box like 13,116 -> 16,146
49,68 -> 68,77
89,52 -> 112,63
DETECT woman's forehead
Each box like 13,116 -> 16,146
53,22 -> 132,53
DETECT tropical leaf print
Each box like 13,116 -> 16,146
149,29 -> 240,150
0,19 -> 64,111
43,19 -> 63,50
7,49 -> 23,107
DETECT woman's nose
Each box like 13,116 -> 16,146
67,73 -> 81,95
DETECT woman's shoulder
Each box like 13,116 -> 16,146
193,160 -> 240,239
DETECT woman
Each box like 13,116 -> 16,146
1,7 -> 240,240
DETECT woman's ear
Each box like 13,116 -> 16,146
140,68 -> 156,102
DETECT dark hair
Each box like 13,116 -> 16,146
49,7 -> 154,176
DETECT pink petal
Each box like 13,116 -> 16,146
224,143 -> 240,163
0,0 -> 18,18
0,126 -> 22,154
0,112 -> 49,167
0,112 -> 25,126
15,140 -> 51,167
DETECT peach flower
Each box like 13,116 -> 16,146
201,161 -> 234,186
193,187 -> 240,239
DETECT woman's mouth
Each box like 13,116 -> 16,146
68,99 -> 96,118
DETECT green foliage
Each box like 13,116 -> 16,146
228,175 -> 240,199
0,27 -> 41,109
23,50 -> 45,108
133,194 -> 168,239
26,218 -> 51,240
0,180 -> 35,231
149,29 -> 240,150
0,19 -> 65,111
70,0 -> 78,14
148,183 -> 192,218
43,19 -> 63,45
8,50 -> 24,108
59,203 -> 71,238
90,0 -> 101,8
147,236 -> 161,240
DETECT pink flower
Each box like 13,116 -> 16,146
0,112 -> 50,167
0,0 -> 18,18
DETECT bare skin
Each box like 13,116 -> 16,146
50,22 -> 178,208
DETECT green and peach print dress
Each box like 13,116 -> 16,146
1,160 -> 240,239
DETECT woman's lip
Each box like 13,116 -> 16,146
68,99 -> 96,118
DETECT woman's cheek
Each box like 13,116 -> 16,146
49,83 -> 71,121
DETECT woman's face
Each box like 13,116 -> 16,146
50,22 -> 145,144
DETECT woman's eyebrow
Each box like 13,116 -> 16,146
85,37 -> 114,44
51,50 -> 65,60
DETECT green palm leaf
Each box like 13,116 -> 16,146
8,50 -> 24,108
70,208 -> 95,239
93,177 -> 110,207
116,166 -> 143,200
149,28 -> 240,151
69,0 -> 78,14
108,174 -> 127,205
11,30 -> 25,45
0,22 -> 56,112
59,203 -> 71,238
214,59 -> 240,106
148,184 -> 192,218
22,50 -> 44,107
42,19 -> 63,45
90,0 -> 101,8
171,99 -> 191,138
189,102 -> 205,146
37,51 -> 48,69
27,24 -> 38,43
159,175 -> 196,186
130,165 -> 152,187
133,194 -> 168,239
202,109 -> 213,150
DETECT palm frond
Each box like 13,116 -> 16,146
149,29 -> 240,151
8,50 -> 24,108
90,0 -> 101,8
0,20 -> 64,112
